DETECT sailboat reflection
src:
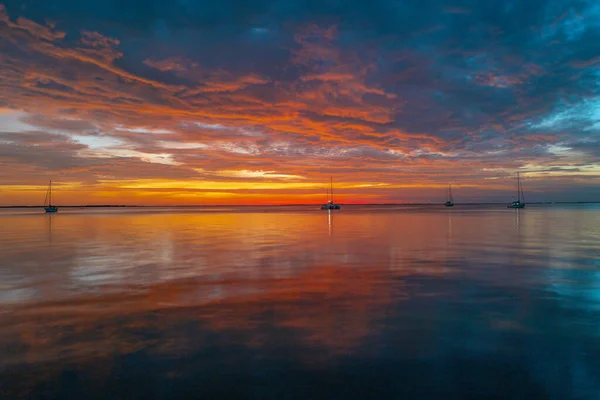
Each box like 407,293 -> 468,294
46,213 -> 53,244
447,210 -> 452,242
328,209 -> 333,236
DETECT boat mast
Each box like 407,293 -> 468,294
49,180 -> 52,207
330,176 -> 333,203
519,173 -> 524,203
516,172 -> 520,203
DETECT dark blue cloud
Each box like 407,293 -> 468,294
3,0 -> 598,125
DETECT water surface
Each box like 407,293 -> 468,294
1,205 -> 599,399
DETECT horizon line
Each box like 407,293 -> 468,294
2,201 -> 599,208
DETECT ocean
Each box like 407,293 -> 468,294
1,204 -> 599,399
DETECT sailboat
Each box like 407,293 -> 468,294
507,172 -> 525,209
445,183 -> 454,207
321,176 -> 341,210
44,180 -> 58,213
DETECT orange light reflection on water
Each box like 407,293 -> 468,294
1,206 -> 599,379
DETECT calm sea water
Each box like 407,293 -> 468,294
1,205 -> 599,399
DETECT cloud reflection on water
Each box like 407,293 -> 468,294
0,206 -> 599,398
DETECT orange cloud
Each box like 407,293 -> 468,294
1,6 -> 595,206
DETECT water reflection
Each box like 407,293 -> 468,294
0,206 -> 600,399
447,209 -> 452,242
46,213 -> 53,244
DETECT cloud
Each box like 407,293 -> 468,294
214,170 -> 306,180
20,114 -> 98,132
0,0 -> 599,204
0,130 -> 96,174
444,6 -> 471,15
143,57 -> 194,73
0,4 -> 65,42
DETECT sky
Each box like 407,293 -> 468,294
0,0 -> 599,205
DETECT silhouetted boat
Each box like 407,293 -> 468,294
44,180 -> 58,213
321,176 -> 341,210
507,172 -> 525,209
445,183 -> 454,207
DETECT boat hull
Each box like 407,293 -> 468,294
444,202 -> 454,207
44,207 -> 58,213
507,202 -> 525,209
321,204 -> 341,210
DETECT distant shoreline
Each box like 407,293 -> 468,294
1,202 -> 599,208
